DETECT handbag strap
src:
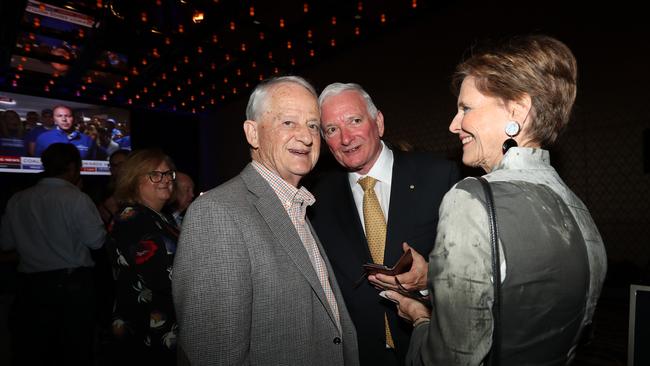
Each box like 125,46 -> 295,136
477,176 -> 501,365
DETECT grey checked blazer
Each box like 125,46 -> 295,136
173,164 -> 359,366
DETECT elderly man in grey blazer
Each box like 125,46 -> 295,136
173,76 -> 359,366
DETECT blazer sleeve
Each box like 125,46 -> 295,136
173,195 -> 253,366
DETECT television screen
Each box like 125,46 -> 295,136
0,91 -> 131,175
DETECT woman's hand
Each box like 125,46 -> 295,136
369,242 -> 428,291
379,290 -> 431,324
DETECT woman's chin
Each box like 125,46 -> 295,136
461,155 -> 478,168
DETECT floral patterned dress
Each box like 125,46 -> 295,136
108,204 -> 179,364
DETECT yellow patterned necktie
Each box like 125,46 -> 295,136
358,176 -> 395,348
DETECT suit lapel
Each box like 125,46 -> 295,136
332,172 -> 372,265
385,152 -> 417,264
241,165 -> 338,327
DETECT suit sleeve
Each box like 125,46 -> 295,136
407,184 -> 494,366
173,196 -> 253,365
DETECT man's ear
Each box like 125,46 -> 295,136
243,120 -> 259,148
375,111 -> 385,138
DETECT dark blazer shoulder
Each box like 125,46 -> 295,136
308,166 -> 347,190
392,151 -> 459,186
307,167 -> 350,208
394,150 -> 457,171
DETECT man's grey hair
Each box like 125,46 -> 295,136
318,82 -> 379,119
245,76 -> 318,121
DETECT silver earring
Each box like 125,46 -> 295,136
504,121 -> 520,137
502,121 -> 520,154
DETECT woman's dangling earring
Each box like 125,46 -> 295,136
502,121 -> 520,154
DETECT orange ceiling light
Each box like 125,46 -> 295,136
192,11 -> 205,23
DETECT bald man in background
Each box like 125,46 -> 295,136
167,172 -> 195,228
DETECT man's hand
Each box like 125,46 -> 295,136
368,242 -> 428,291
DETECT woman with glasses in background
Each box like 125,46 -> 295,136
107,148 -> 179,365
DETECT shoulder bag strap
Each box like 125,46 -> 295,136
477,176 -> 501,366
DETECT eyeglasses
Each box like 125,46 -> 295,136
147,170 -> 176,183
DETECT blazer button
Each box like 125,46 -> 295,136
333,337 -> 341,344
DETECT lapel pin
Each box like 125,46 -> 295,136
409,185 -> 415,190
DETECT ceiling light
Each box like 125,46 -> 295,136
192,11 -> 204,23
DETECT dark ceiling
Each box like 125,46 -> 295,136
0,0 -> 439,115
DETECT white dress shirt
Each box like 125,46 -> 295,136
348,141 -> 394,235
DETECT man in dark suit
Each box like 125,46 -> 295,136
309,83 -> 459,366
173,76 -> 359,365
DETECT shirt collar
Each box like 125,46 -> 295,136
493,147 -> 550,172
56,127 -> 78,140
251,161 -> 315,211
348,140 -> 394,186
